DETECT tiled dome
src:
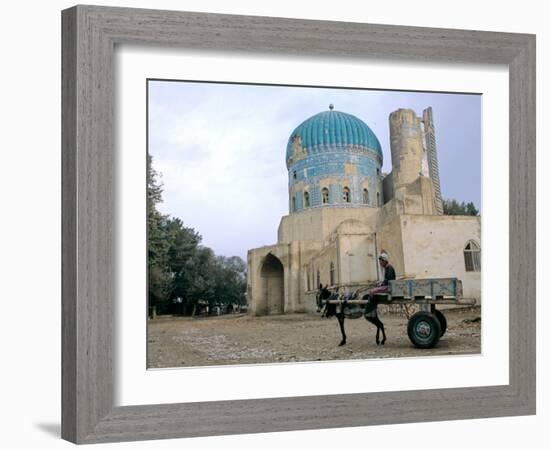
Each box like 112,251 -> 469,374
286,107 -> 382,165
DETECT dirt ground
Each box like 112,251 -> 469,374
147,307 -> 481,368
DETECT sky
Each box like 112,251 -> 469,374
148,80 -> 481,261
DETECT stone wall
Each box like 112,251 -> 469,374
399,214 -> 481,302
278,206 -> 379,243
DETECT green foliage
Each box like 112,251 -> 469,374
147,156 -> 247,316
147,155 -> 172,313
442,198 -> 479,216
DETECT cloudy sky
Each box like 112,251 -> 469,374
148,80 -> 481,260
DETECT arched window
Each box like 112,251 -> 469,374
322,187 -> 329,204
343,186 -> 351,203
376,191 -> 381,207
464,240 -> 481,272
316,269 -> 321,288
329,262 -> 335,286
363,188 -> 369,205
292,196 -> 296,212
304,191 -> 310,208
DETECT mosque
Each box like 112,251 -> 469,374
246,105 -> 481,315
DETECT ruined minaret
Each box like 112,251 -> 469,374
388,108 -> 438,216
389,109 -> 425,192
422,107 -> 444,215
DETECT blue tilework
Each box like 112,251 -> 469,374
286,109 -> 383,213
286,110 -> 383,163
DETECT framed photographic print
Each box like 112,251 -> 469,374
62,4 -> 536,444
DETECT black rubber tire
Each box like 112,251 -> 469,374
433,309 -> 447,337
407,311 -> 442,348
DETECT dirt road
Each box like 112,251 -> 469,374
147,307 -> 481,368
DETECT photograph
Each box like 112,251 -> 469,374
146,80 -> 482,368
1,0 -> 541,447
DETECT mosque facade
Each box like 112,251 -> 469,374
246,105 -> 481,315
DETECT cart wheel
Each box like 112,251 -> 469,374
407,311 -> 441,348
433,309 -> 447,337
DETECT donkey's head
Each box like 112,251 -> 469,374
316,284 -> 332,312
318,285 -> 341,318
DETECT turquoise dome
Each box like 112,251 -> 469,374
286,109 -> 382,164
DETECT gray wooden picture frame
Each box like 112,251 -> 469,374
61,4 -> 536,444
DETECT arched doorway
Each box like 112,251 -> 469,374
260,253 -> 284,314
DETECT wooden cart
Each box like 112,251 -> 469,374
325,278 -> 476,348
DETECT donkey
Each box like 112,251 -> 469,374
317,284 -> 386,346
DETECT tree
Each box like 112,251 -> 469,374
442,198 -> 479,216
147,155 -> 172,313
465,201 -> 479,216
212,256 -> 247,306
147,156 -> 248,316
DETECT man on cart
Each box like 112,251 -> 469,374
364,253 -> 396,317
